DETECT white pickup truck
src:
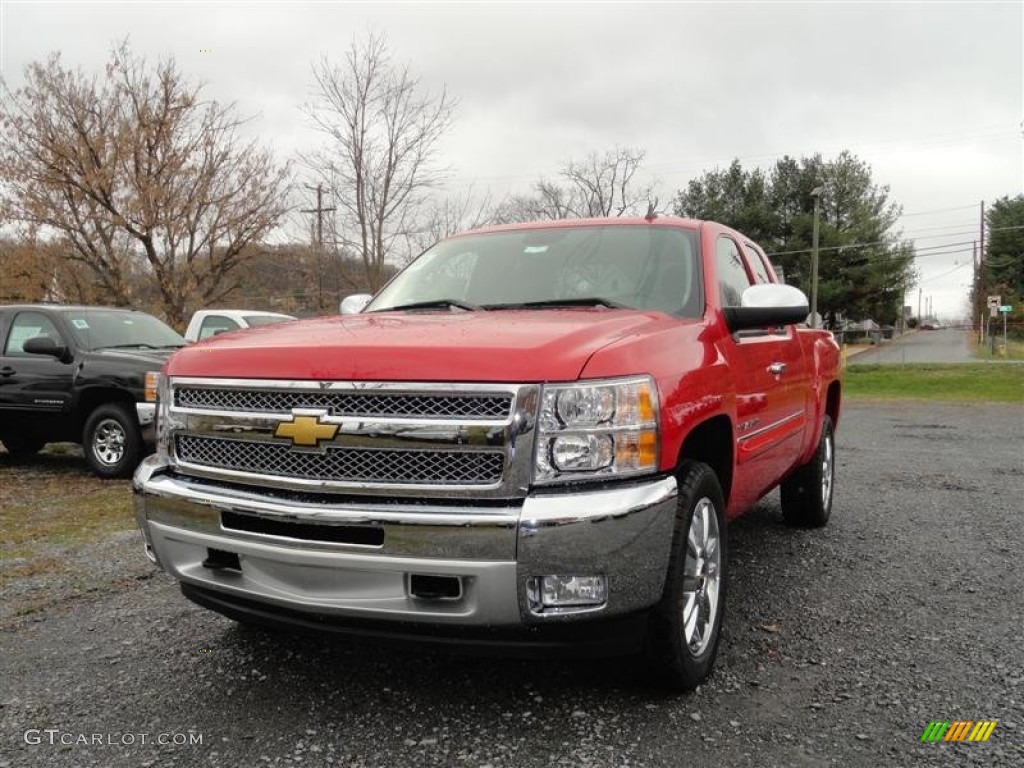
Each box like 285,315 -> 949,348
183,310 -> 295,342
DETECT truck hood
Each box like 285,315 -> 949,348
165,310 -> 676,382
86,347 -> 182,367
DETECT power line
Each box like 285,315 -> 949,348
764,224 -> 1024,259
898,204 -> 979,218
897,221 -> 984,236
918,263 -> 971,284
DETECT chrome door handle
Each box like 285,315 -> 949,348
767,362 -> 787,376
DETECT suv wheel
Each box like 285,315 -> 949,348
83,403 -> 142,478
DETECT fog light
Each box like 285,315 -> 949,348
529,574 -> 608,612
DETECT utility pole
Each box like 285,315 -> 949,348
301,184 -> 336,311
979,201 -> 985,265
980,200 -> 988,348
974,240 -> 985,343
810,186 -> 823,328
918,287 -> 922,325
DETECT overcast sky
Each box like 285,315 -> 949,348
2,0 -> 1021,319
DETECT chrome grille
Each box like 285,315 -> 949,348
176,435 -> 505,486
175,387 -> 512,420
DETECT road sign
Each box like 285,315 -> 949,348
999,305 -> 1013,313
987,295 -> 1001,308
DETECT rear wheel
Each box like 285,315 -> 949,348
83,403 -> 142,478
647,461 -> 728,691
781,415 -> 835,527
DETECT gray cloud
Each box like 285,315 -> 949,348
3,0 -> 1020,318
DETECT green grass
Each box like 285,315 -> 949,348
0,447 -> 133,565
974,338 -> 1024,361
845,363 -> 1024,403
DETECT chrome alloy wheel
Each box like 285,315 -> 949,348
682,496 -> 721,656
821,429 -> 834,509
92,418 -> 127,466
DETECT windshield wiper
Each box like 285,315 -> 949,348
94,343 -> 162,350
377,299 -> 483,312
484,297 -> 628,310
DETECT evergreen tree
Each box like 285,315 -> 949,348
984,194 -> 1024,337
674,152 -> 915,327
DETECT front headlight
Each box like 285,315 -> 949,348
155,373 -> 172,459
534,375 -> 659,484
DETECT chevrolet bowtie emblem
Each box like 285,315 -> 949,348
274,414 -> 339,447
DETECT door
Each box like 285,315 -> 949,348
714,236 -> 807,511
0,311 -> 77,436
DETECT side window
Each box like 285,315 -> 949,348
198,316 -> 240,340
754,244 -> 779,283
743,243 -> 772,284
4,312 -> 63,356
715,236 -> 753,307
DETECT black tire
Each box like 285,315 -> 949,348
647,460 -> 728,691
0,434 -> 46,457
82,403 -> 143,478
781,415 -> 835,528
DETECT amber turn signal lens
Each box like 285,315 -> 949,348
145,371 -> 160,403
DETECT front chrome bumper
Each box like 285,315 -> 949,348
133,456 -> 678,628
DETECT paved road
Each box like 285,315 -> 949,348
850,328 -> 978,364
2,401 -> 1023,767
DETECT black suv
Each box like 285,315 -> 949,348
0,305 -> 186,477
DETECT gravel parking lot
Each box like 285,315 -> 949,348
2,400 -> 1022,767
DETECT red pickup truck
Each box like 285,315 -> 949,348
134,216 -> 841,690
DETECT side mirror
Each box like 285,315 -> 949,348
724,284 -> 809,332
340,294 -> 372,315
23,335 -> 70,362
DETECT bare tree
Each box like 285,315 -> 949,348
493,146 -> 655,223
0,42 -> 292,325
303,33 -> 456,290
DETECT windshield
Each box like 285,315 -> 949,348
244,314 -> 294,328
65,309 -> 186,350
367,225 -> 703,316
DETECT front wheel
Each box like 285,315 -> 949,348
83,403 -> 143,478
780,415 -> 835,527
647,461 -> 728,691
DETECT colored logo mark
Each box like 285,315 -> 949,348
920,720 -> 997,742
274,413 -> 339,448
